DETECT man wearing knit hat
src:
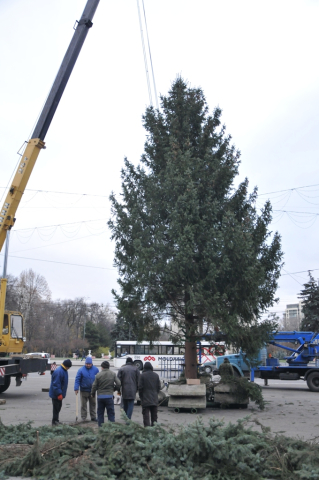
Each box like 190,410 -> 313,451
49,359 -> 72,425
74,356 -> 99,422
91,360 -> 121,426
117,357 -> 140,420
138,361 -> 161,427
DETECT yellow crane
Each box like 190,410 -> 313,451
0,0 -> 99,392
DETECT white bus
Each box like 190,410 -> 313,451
113,340 -> 226,370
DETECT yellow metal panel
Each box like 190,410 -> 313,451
0,138 -> 45,251
0,278 -> 7,344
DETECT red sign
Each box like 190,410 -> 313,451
144,356 -> 155,362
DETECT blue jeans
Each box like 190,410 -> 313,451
97,397 -> 115,426
123,399 -> 135,419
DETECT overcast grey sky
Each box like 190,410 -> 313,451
1,0 -> 319,320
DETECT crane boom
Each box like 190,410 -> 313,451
0,0 -> 100,251
0,0 -> 100,356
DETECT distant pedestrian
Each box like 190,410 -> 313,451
138,361 -> 161,427
80,349 -> 86,361
74,356 -> 99,422
49,359 -> 72,426
75,349 -> 80,359
91,361 -> 121,426
117,357 -> 140,420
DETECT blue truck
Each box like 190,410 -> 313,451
199,331 -> 319,392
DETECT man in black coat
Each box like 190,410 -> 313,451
138,361 -> 161,427
117,357 -> 140,420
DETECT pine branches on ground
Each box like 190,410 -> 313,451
0,416 -> 319,479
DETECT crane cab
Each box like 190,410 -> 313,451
0,311 -> 25,356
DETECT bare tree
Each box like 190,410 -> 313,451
16,269 -> 51,340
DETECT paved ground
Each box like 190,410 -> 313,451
2,364 -> 319,479
1,364 -> 318,440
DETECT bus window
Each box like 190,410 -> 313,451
144,346 -> 149,354
116,346 -> 122,358
135,345 -> 144,354
179,347 -> 185,355
129,346 -> 135,354
166,346 -> 173,355
149,345 -> 159,355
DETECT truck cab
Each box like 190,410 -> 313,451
0,312 -> 24,356
214,348 -> 267,377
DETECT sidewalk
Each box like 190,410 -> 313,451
51,357 -> 114,367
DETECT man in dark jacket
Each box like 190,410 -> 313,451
74,356 -> 99,422
91,361 -> 121,426
138,361 -> 161,427
117,357 -> 140,420
219,357 -> 234,380
49,359 -> 72,425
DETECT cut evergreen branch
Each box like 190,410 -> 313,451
219,377 -> 265,410
1,416 -> 319,479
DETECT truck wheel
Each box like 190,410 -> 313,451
0,376 -> 11,394
307,372 -> 319,392
134,360 -> 143,370
203,366 -> 212,374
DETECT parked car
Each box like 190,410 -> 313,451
26,352 -> 51,363
199,359 -> 217,374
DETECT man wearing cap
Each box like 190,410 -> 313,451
117,357 -> 140,420
138,362 -> 161,427
219,357 -> 234,380
91,361 -> 121,426
49,359 -> 72,426
74,356 -> 99,422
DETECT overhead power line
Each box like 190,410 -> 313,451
0,253 -> 116,271
1,182 -> 319,200
136,0 -> 158,108
281,268 -> 319,276
258,183 -> 319,196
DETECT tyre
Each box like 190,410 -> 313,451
204,366 -> 212,374
134,360 -> 143,370
0,376 -> 11,394
307,372 -> 319,392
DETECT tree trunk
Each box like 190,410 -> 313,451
184,340 -> 198,379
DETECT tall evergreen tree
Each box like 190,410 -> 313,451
110,313 -> 139,351
109,78 -> 283,378
84,321 -> 100,353
299,272 -> 319,331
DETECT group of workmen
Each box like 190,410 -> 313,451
49,356 -> 161,428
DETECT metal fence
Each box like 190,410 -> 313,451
158,357 -> 184,381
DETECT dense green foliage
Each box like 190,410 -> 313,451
219,377 -> 265,410
1,417 -> 319,479
299,272 -> 319,331
109,77 -> 282,360
84,321 -> 100,352
110,313 -> 139,350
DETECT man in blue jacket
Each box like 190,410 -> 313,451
74,356 -> 99,421
49,359 -> 72,426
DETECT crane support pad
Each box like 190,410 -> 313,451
0,358 -> 48,379
279,373 -> 300,380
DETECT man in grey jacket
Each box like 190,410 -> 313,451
117,357 -> 140,420
138,361 -> 161,427
91,361 -> 121,426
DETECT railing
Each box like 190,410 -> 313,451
158,357 -> 183,381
